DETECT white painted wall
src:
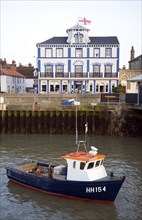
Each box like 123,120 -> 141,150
1,75 -> 26,93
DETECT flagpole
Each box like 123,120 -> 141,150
76,104 -> 78,146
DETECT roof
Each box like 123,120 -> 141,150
17,66 -> 36,78
127,74 -> 142,82
129,54 -> 142,63
61,152 -> 106,162
37,37 -> 68,45
1,68 -> 25,78
37,36 -> 119,45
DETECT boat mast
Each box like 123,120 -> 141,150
75,100 -> 88,152
75,104 -> 78,146
68,99 -> 87,152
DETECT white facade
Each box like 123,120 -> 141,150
37,24 -> 120,94
0,70 -> 26,94
126,75 -> 142,93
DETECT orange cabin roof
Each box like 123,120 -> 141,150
61,151 -> 106,162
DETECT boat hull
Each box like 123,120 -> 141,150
6,163 -> 125,202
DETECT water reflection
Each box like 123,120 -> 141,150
6,181 -> 117,220
0,134 -> 142,220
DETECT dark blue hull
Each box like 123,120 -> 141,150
6,162 -> 125,202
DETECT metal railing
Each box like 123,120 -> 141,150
39,72 -> 118,78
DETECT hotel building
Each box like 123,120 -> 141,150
36,24 -> 119,94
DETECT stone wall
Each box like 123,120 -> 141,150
0,93 -> 101,111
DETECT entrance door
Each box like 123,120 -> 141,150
100,85 -> 104,93
74,81 -> 82,93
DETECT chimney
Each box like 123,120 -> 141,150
130,46 -> 135,61
10,60 -> 17,71
0,58 -> 7,68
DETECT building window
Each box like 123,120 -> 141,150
63,85 -> 67,92
56,65 -> 63,76
74,33 -> 83,43
106,84 -> 108,92
112,83 -> 115,91
105,48 -> 112,57
94,48 -> 100,57
105,65 -> 112,73
42,85 -> 46,92
56,48 -> 63,57
46,66 -> 53,76
96,84 -> 99,92
55,85 -> 59,91
45,48 -> 52,57
50,85 -> 54,92
93,65 -> 100,75
76,48 -> 83,57
75,65 -> 82,73
56,65 -> 63,73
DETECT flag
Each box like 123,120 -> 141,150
78,17 -> 91,25
74,100 -> 80,106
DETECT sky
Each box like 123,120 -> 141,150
0,0 -> 142,68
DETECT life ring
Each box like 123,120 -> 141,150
69,152 -> 79,157
69,152 -> 86,157
79,152 -> 86,155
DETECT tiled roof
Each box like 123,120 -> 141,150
37,37 -> 68,45
129,54 -> 142,62
37,36 -> 119,45
90,36 -> 119,44
17,66 -> 36,78
1,68 -> 25,78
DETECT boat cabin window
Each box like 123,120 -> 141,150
87,162 -> 94,169
80,162 -> 86,170
100,159 -> 104,165
95,160 -> 100,167
73,161 -> 76,169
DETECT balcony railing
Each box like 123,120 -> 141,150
40,72 -> 53,77
70,72 -> 88,78
89,72 -> 103,78
104,72 -> 118,78
39,72 -> 118,78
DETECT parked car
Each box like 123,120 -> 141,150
27,89 -> 36,94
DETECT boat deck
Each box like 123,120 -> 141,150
14,161 -> 123,182
15,162 -> 66,180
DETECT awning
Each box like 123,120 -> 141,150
127,75 -> 142,82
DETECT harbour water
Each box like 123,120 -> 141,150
0,134 -> 142,220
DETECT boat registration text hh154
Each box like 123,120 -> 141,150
86,186 -> 106,193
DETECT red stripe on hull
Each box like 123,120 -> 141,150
9,178 -> 112,203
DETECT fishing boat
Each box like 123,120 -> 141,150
6,100 -> 125,202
